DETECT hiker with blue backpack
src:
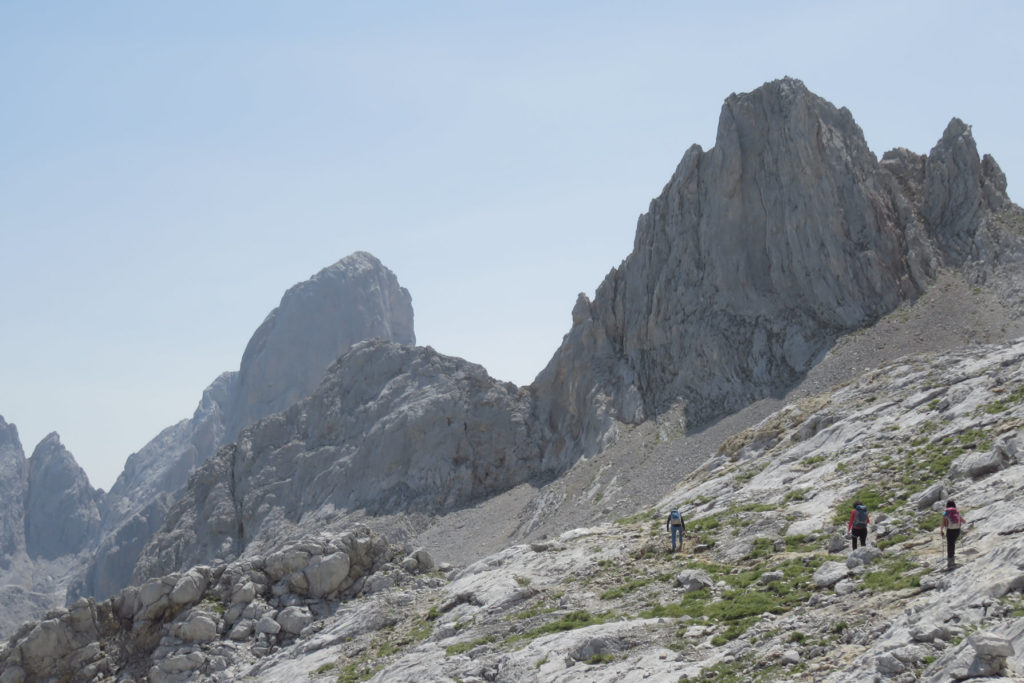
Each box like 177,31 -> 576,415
941,499 -> 966,570
847,501 -> 870,550
666,508 -> 685,552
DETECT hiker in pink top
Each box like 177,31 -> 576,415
941,499 -> 966,570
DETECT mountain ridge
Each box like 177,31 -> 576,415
130,77 -> 1024,587
2,77 -> 1024,681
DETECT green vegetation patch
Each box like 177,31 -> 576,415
334,660 -> 380,683
977,385 -> 1024,415
861,554 -> 926,592
783,534 -> 817,552
599,573 -> 671,600
445,634 -> 498,656
641,555 -> 819,643
507,610 -> 617,647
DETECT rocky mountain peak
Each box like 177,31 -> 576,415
0,415 -> 27,567
532,78 -> 1022,469
227,251 -> 415,437
24,433 -> 101,561
68,252 -> 417,604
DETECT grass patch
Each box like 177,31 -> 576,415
406,619 -> 433,642
507,610 -> 616,646
615,509 -> 656,526
745,537 -> 775,560
977,385 -> 1024,414
877,533 -> 911,549
784,534 -> 817,552
445,634 -> 498,656
799,455 -> 826,468
862,554 -> 925,592
334,661 -> 380,683
784,487 -> 810,502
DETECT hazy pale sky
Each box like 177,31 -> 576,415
1,1 -> 1021,490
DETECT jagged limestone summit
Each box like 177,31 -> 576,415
2,76 -> 1024,680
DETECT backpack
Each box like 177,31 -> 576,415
670,509 -> 683,527
945,507 -> 962,529
852,504 -> 868,529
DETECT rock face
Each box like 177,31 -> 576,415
133,341 -> 541,581
23,434 -> 101,561
0,417 -> 27,568
71,252 -> 415,602
531,77 -> 1019,466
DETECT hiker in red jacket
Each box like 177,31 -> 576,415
847,501 -> 869,550
941,499 -> 966,570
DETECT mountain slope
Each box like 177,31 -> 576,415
130,78 -> 1024,586
7,338 -> 1024,681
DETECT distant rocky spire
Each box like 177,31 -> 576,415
74,251 -> 415,602
0,416 -> 27,567
24,433 -> 101,560
226,251 -> 415,436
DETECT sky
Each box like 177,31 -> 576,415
1,2 -> 1021,491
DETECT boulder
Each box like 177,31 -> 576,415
228,619 -> 253,641
277,606 -> 314,635
826,535 -> 847,553
912,482 -> 946,510
812,561 -> 849,588
256,614 -> 281,635
952,449 -> 1012,479
231,581 -> 258,605
174,611 -> 218,643
169,569 -> 207,606
969,632 -> 1014,657
265,549 -> 312,582
876,652 -> 906,675
847,546 -> 883,568
675,569 -> 713,592
303,552 -> 351,597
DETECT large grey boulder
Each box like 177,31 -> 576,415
24,434 -> 101,561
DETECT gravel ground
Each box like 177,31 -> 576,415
416,269 -> 1024,568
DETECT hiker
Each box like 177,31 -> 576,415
666,508 -> 685,552
941,499 -> 966,570
847,501 -> 869,550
